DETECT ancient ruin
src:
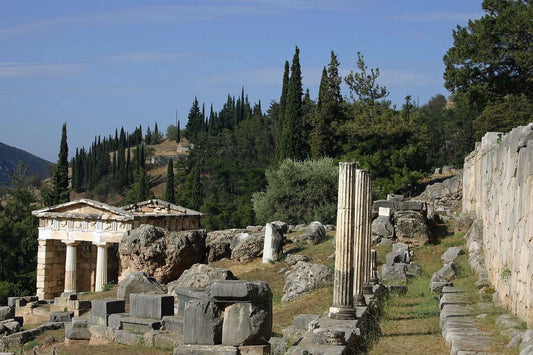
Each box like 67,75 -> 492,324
31,199 -> 203,299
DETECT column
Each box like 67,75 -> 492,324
370,249 -> 379,285
354,169 -> 371,305
94,242 -> 109,292
63,241 -> 79,294
362,172 -> 374,295
329,162 -> 357,320
36,240 -> 48,300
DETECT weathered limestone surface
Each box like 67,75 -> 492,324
463,124 -> 533,326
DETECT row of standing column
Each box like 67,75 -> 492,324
63,241 -> 110,294
329,163 -> 373,320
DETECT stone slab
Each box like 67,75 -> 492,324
174,344 -> 238,354
50,311 -> 74,322
121,316 -> 162,332
183,300 -> 223,345
115,330 -> 143,346
174,287 -> 209,317
91,298 -> 125,316
209,281 -> 272,303
162,315 -> 183,334
130,293 -> 174,320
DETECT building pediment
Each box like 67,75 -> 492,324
122,199 -> 204,217
32,199 -> 134,221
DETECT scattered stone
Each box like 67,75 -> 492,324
167,263 -> 236,292
300,221 -> 326,245
221,302 -> 272,346
441,246 -> 464,264
115,329 -> 143,346
495,314 -> 523,330
269,337 -> 289,355
379,238 -> 394,246
230,233 -> 251,250
381,264 -> 408,285
270,221 -> 288,235
371,215 -> 394,243
285,254 -> 310,267
119,225 -> 207,283
183,300 -> 223,345
406,262 -> 422,277
117,271 -> 165,301
50,311 -> 73,322
393,210 -> 429,246
294,314 -> 320,330
0,306 -> 14,321
281,261 -> 333,302
207,240 -> 232,262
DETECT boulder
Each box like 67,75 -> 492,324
413,171 -> 462,219
270,221 -> 288,235
300,221 -> 326,245
285,254 -> 310,267
117,271 -> 165,300
167,264 -> 237,292
206,229 -> 245,246
119,224 -> 206,284
230,233 -> 251,250
393,210 -> 429,246
281,261 -> 333,302
372,216 -> 394,243
207,240 -> 231,262
231,234 -> 264,264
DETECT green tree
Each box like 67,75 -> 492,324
443,0 -> 533,109
124,169 -> 153,204
164,159 -> 175,203
43,123 -> 69,206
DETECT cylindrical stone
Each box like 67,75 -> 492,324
63,241 -> 79,293
329,162 -> 357,320
354,169 -> 371,305
94,242 -> 109,292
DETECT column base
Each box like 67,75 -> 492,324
370,277 -> 379,285
329,306 -> 357,320
354,294 -> 367,307
363,284 -> 374,295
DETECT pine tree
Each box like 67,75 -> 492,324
164,159 -> 175,203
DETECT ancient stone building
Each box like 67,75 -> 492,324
32,199 -> 203,300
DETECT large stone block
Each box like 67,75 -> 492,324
162,315 -> 183,334
183,300 -> 223,345
221,302 -> 272,346
121,317 -> 162,332
173,287 -> 209,317
115,330 -> 143,346
209,281 -> 272,303
130,293 -> 174,320
91,298 -> 125,316
174,344 -> 238,354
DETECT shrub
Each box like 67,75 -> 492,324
252,158 -> 338,225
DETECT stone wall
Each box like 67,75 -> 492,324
37,239 -> 66,299
463,123 -> 533,326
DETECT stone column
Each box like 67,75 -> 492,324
94,242 -> 109,292
329,162 -> 357,320
63,241 -> 80,294
354,169 -> 371,305
362,172 -> 374,295
36,240 -> 48,300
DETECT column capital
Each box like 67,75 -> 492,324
93,241 -> 110,248
62,240 -> 80,246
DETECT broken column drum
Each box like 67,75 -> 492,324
329,162 -> 358,320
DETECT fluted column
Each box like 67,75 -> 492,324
370,249 -> 379,284
329,162 -> 357,320
94,242 -> 109,292
362,172 -> 374,295
354,169 -> 371,305
63,241 -> 80,294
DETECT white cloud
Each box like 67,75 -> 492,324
0,62 -> 79,78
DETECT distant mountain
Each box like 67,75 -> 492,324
0,142 -> 53,185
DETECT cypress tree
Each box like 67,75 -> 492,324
49,123 -> 69,205
164,159 -> 175,203
312,67 -> 330,159
282,46 -> 306,160
276,61 -> 290,161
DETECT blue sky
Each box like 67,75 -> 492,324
0,0 -> 483,162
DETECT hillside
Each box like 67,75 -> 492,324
0,141 -> 53,185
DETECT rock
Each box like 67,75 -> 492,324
221,302 -> 272,346
207,240 -> 231,263
262,222 -> 284,263
372,216 -> 394,242
230,233 -> 251,250
393,210 -> 429,246
520,330 -> 533,352
379,238 -> 394,246
0,319 -> 21,335
119,225 -> 207,284
406,262 -> 423,277
441,247 -> 464,264
206,229 -> 245,245
167,264 -> 237,292
115,330 -> 143,346
293,314 -> 320,330
269,337 -> 289,355
324,225 -> 335,232
300,221 -> 326,245
455,213 -> 475,233
392,242 -> 409,254
246,225 -> 263,232
209,281 -> 272,303
0,306 -> 15,321
281,262 -> 333,302
495,314 -> 523,329
385,251 -> 409,266
381,264 -> 408,285
231,234 -> 264,264
270,221 -> 288,235
413,171 -> 462,219
285,254 -> 309,267
117,271 -> 165,300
